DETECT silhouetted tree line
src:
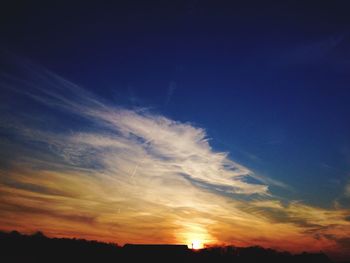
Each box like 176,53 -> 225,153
0,230 -> 333,263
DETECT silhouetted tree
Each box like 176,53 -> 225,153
0,230 -> 334,263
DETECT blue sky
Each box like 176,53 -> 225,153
1,1 -> 350,259
4,0 -> 347,208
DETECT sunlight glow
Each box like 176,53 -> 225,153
178,221 -> 214,250
189,240 -> 203,249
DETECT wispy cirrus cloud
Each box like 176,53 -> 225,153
0,57 -> 350,259
0,57 -> 267,196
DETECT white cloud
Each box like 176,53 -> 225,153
0,61 -> 269,196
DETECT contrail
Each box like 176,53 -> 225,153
129,138 -> 153,184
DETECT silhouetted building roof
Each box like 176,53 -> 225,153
124,244 -> 188,251
124,244 -> 188,252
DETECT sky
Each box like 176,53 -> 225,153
1,0 -> 350,260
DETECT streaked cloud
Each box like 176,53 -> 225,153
0,58 -> 349,259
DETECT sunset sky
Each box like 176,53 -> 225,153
1,1 -> 350,260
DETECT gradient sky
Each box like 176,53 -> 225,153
1,1 -> 350,260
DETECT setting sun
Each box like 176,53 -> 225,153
189,240 -> 203,250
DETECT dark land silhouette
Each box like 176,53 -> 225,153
0,230 -> 334,263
